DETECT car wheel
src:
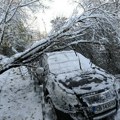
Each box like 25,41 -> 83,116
43,96 -> 57,120
55,108 -> 73,120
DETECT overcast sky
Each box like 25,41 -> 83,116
30,0 -> 78,33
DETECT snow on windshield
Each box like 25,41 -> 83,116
47,50 -> 94,75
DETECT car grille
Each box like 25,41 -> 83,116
83,89 -> 116,105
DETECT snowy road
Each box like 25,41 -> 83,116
0,67 -> 43,120
0,67 -> 120,120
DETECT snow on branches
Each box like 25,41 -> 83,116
0,0 -> 120,74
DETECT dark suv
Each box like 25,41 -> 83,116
31,50 -> 119,120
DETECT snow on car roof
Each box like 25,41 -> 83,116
46,50 -> 94,75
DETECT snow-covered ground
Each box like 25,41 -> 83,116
0,67 -> 43,120
0,66 -> 120,120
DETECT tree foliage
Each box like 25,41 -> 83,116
0,0 -> 48,56
50,16 -> 67,33
71,0 -> 120,73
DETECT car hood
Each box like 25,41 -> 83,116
54,72 -> 115,95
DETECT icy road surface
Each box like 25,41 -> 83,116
0,67 -> 119,120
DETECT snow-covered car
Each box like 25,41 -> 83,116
32,50 -> 119,120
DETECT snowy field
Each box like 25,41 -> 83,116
0,67 -> 120,120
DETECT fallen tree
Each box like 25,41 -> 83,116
0,0 -> 120,74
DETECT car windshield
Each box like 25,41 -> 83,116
47,51 -> 94,75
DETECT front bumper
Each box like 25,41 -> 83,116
91,99 -> 116,114
93,109 -> 116,120
89,99 -> 117,119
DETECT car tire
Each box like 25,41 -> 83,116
43,96 -> 57,120
55,108 -> 73,120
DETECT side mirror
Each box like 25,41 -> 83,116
36,67 -> 44,75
